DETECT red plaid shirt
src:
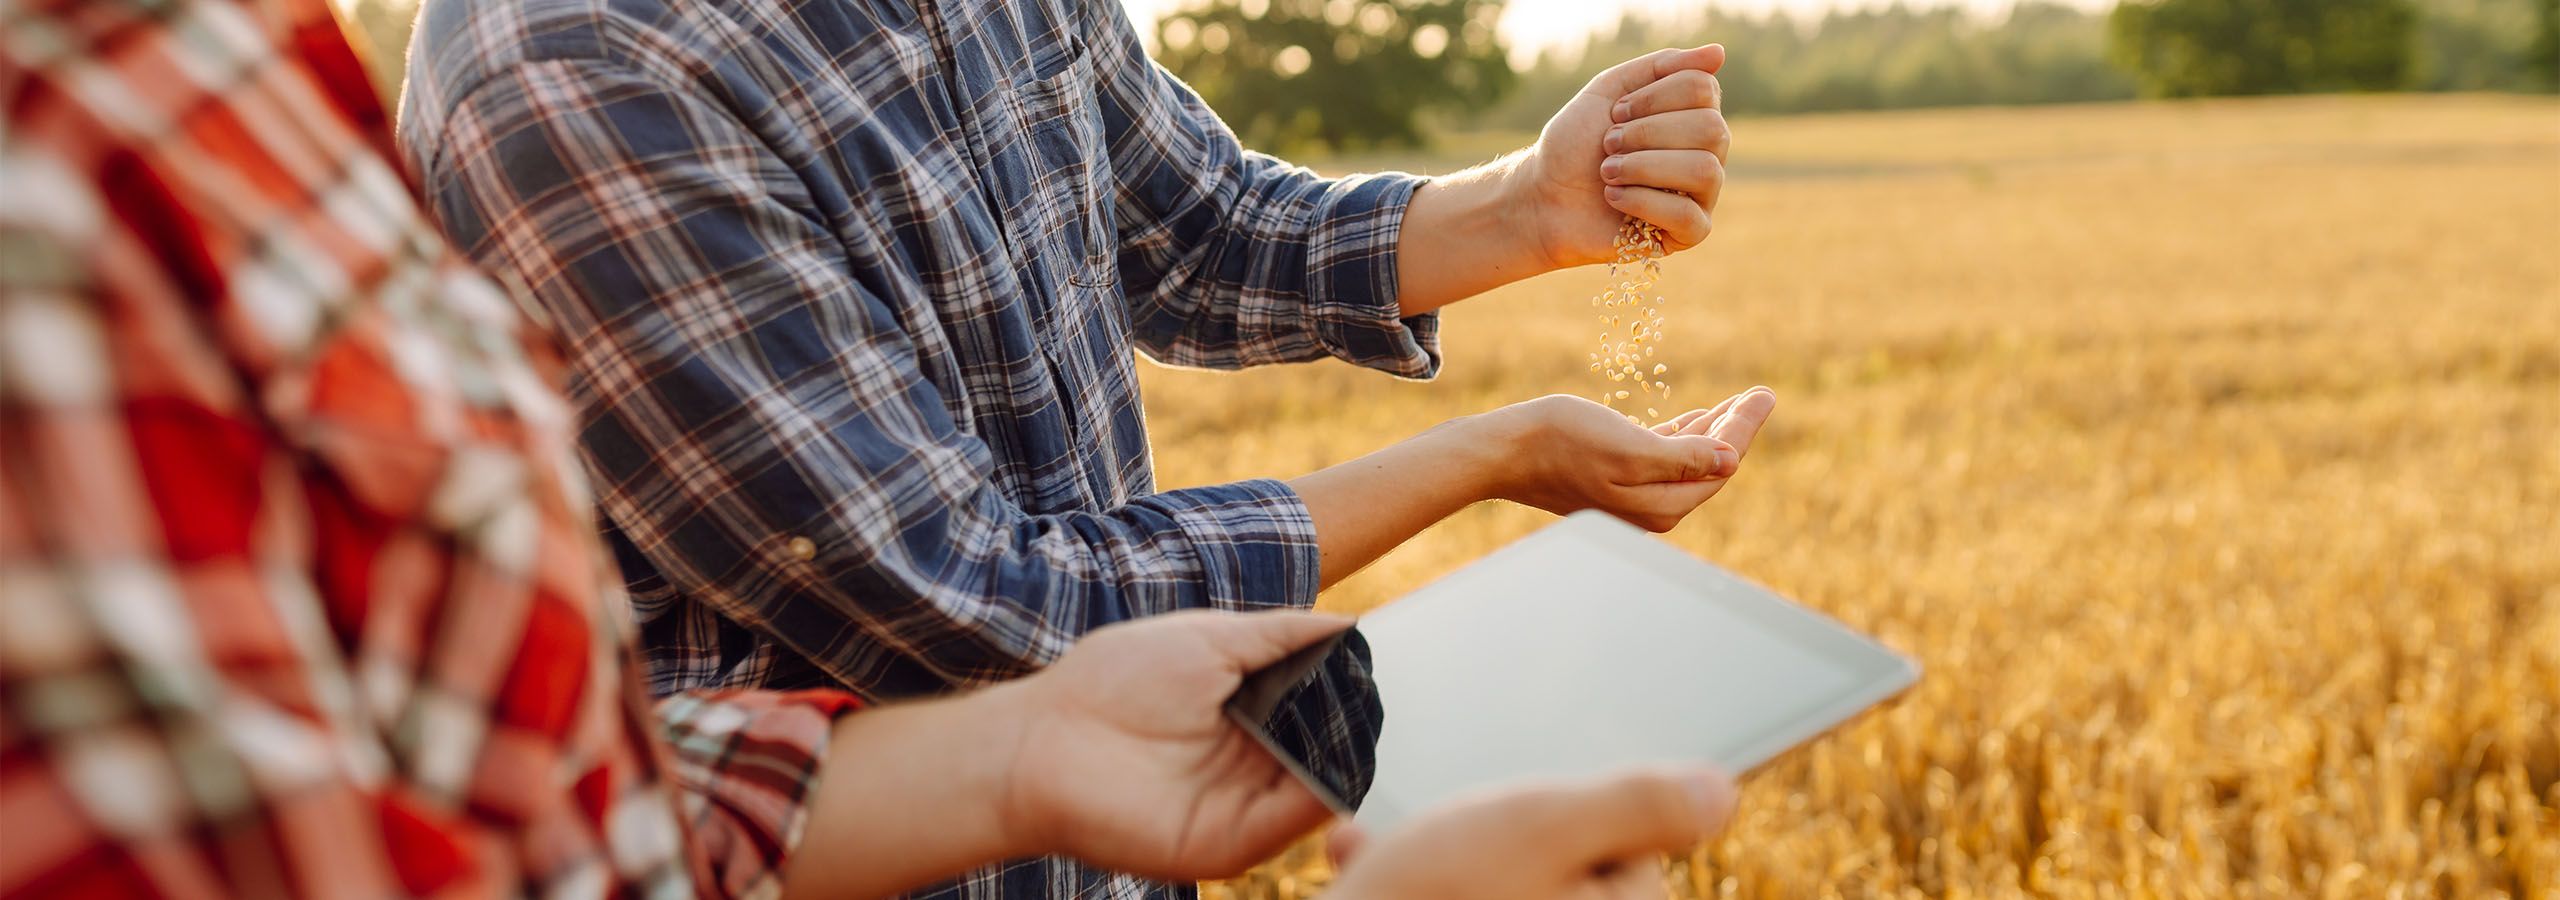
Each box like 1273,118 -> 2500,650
0,0 -> 858,897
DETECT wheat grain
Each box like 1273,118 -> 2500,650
1591,217 -> 1671,423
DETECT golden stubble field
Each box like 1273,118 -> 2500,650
1166,95 -> 2560,898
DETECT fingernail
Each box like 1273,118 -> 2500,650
1600,155 -> 1623,181
1603,125 -> 1624,154
1612,99 -> 1631,122
1714,448 -> 1737,475
1604,185 -> 1625,202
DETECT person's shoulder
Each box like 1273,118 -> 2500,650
396,0 -> 749,168
405,0 -> 687,96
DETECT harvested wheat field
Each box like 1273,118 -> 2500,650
1165,94 -> 2560,898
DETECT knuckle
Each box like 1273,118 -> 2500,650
1686,73 -> 1719,106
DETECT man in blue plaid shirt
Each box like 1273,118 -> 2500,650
401,0 -> 1772,894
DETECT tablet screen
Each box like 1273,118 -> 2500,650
1343,513 -> 1917,829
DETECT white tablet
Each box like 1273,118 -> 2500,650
1227,511 -> 1919,830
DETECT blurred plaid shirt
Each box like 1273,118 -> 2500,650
0,0 -> 856,895
399,0 -> 1430,894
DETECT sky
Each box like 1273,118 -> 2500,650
1120,0 -> 2118,65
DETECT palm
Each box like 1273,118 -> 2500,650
1029,715 -> 1304,877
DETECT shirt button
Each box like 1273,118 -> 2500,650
786,536 -> 817,561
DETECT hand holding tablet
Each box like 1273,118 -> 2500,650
1228,511 -> 1919,830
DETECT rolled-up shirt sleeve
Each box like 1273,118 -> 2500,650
654,689 -> 861,898
1088,1 -> 1442,379
421,58 -> 1323,691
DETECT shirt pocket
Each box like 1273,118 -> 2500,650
1004,43 -> 1117,293
996,39 -> 1141,504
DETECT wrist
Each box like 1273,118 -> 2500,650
1486,150 -> 1563,272
785,688 -> 1042,897
1428,408 -> 1534,505
976,680 -> 1062,860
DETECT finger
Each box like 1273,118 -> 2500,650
1671,393 -> 1744,437
1658,43 -> 1728,80
1196,610 -> 1357,672
1623,433 -> 1736,485
1649,407 -> 1716,436
1592,44 -> 1725,105
1614,69 -> 1722,123
1602,184 -> 1712,250
1219,778 -> 1335,875
1604,108 -> 1730,166
1324,820 -> 1368,867
1602,150 -> 1725,211
1705,386 -> 1778,459
1508,767 -> 1738,865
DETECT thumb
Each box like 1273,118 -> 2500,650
1591,44 -> 1726,98
1635,434 -> 1738,484
1520,767 -> 1738,866
1197,610 -> 1356,672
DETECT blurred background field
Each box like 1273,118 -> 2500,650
334,0 -> 2559,895
1171,93 -> 2560,897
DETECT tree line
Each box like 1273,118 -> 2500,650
1473,1 -> 2138,131
1154,0 -> 2560,150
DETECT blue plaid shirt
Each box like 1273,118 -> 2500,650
400,0 -> 1430,895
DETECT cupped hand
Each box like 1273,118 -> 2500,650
1515,44 -> 1732,268
1483,386 -> 1777,532
1324,766 -> 1740,900
997,610 -> 1353,881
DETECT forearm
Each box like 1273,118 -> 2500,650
1289,415 -> 1511,587
779,685 -> 1039,899
1394,154 -> 1550,318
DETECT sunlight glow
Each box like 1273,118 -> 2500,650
1124,0 -> 2118,68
